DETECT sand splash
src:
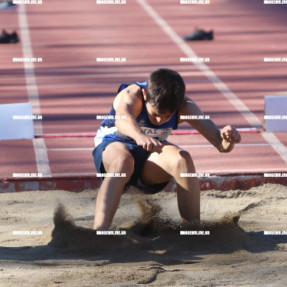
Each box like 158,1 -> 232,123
48,199 -> 256,255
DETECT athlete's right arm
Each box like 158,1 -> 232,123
114,84 -> 163,153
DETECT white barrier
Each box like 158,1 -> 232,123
0,103 -> 34,140
264,95 -> 287,132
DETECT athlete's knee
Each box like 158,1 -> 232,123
173,150 -> 195,173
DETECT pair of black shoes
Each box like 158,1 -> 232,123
0,0 -> 16,10
0,29 -> 19,43
183,29 -> 213,41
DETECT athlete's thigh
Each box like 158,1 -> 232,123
141,142 -> 182,185
102,142 -> 133,172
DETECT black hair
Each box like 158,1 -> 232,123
145,68 -> 185,113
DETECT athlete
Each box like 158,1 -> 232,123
92,68 -> 241,229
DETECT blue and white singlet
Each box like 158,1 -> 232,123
94,82 -> 178,147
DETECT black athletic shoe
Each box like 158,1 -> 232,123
183,29 -> 213,41
0,0 -> 16,10
0,29 -> 19,43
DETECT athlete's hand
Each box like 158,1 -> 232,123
135,134 -> 163,153
220,125 -> 241,144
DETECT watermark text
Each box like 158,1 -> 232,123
180,230 -> 210,235
96,230 -> 126,235
97,173 -> 126,178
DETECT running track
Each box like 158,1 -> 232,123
0,0 -> 287,190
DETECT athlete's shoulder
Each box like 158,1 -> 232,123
179,97 -> 198,113
113,84 -> 143,117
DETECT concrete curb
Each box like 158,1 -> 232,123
1,174 -> 287,193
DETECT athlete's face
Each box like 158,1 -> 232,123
145,100 -> 174,126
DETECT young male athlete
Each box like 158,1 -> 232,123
93,68 -> 241,230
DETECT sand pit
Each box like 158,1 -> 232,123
0,183 -> 287,286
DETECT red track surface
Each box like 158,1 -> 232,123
0,0 -> 287,191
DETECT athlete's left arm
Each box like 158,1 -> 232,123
178,97 -> 241,152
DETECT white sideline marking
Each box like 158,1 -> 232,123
17,4 -> 51,176
34,71 -> 205,80
47,143 -> 270,151
136,0 -> 287,165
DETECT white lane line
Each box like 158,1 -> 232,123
136,0 -> 287,165
136,0 -> 261,126
33,138 -> 52,176
180,143 -> 270,148
34,70 -> 205,79
261,132 -> 287,161
40,64 -> 199,72
47,143 -> 270,151
17,4 -> 52,177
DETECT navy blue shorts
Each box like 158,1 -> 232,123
92,140 -> 169,194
